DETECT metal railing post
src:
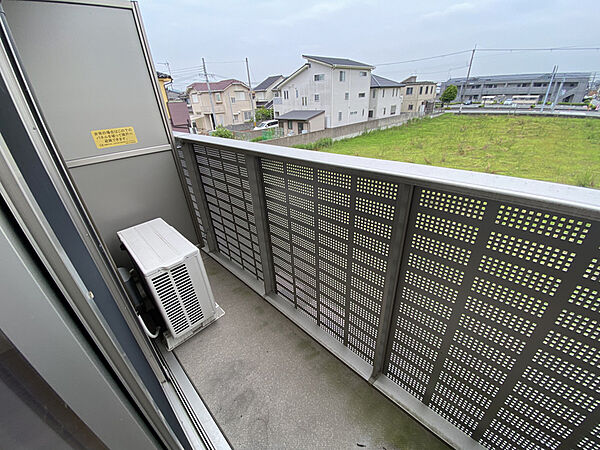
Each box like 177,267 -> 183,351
179,140 -> 219,253
370,184 -> 414,381
246,155 -> 276,295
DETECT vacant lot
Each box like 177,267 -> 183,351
322,114 -> 600,187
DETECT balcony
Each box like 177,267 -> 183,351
172,132 -> 600,449
2,2 -> 600,448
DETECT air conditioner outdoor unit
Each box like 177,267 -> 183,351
117,218 -> 223,350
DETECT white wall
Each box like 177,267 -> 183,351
274,61 -> 371,128
368,87 -> 403,119
331,66 -> 371,126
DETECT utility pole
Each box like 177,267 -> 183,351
459,45 -> 477,114
245,57 -> 256,126
551,77 -> 565,112
202,57 -> 216,130
541,65 -> 558,112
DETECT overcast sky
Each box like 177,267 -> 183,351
139,0 -> 599,90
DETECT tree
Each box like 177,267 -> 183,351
211,126 -> 235,139
255,107 -> 273,122
440,85 -> 458,106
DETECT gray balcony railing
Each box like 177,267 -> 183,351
174,131 -> 600,450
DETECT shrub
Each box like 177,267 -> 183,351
250,136 -> 263,142
254,107 -> 273,122
211,126 -> 235,139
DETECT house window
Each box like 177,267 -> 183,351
425,86 -> 429,94
372,90 -> 376,99
338,111 -> 342,121
302,96 -> 308,106
362,109 -> 365,116
368,110 -> 373,118
288,121 -> 293,129
408,104 -> 413,110
345,92 -> 349,100
406,87 -> 413,95
230,97 -> 236,104
359,71 -> 367,77
382,90 -> 385,98
243,111 -> 252,121
339,71 -> 345,82
235,91 -> 246,101
215,92 -> 222,102
350,111 -> 357,115
283,90 -> 289,100
274,91 -> 280,97
191,93 -> 198,103
419,86 -> 423,95
390,105 -> 396,114
314,74 -> 324,81
295,89 -> 298,98
314,94 -> 320,102
383,107 -> 386,115
358,92 -> 365,98
233,113 -> 239,123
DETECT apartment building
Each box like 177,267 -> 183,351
254,75 -> 284,109
369,74 -> 404,119
440,72 -> 592,103
273,55 -> 374,128
186,79 -> 255,131
400,76 -> 436,113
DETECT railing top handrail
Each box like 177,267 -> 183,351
174,132 -> 600,220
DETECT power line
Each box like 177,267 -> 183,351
375,50 -> 471,66
477,46 -> 600,52
374,46 -> 600,66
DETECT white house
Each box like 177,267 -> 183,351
253,75 -> 284,109
369,74 -> 404,119
273,55 -> 374,128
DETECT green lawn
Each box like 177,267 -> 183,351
320,114 -> 600,187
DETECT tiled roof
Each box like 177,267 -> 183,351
303,55 -> 373,68
254,75 -> 283,91
277,110 -> 324,120
188,79 -> 247,93
371,74 -> 404,88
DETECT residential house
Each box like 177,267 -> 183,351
166,101 -> 192,133
254,75 -> 284,109
157,71 -> 172,118
369,74 -> 404,119
187,79 -> 255,131
273,55 -> 374,128
440,72 -> 592,103
400,76 -> 436,113
277,110 -> 326,136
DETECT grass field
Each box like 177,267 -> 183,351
319,114 -> 600,187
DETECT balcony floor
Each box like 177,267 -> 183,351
175,255 -> 449,450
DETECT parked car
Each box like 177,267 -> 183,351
463,100 -> 473,105
253,120 -> 278,131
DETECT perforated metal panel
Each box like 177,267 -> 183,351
177,148 -> 207,243
385,186 -> 600,449
192,144 -> 263,280
260,158 -> 400,364
177,136 -> 600,449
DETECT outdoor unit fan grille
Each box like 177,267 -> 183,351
151,263 -> 205,336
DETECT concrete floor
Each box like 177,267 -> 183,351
175,256 -> 449,450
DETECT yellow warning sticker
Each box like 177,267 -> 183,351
91,126 -> 137,149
